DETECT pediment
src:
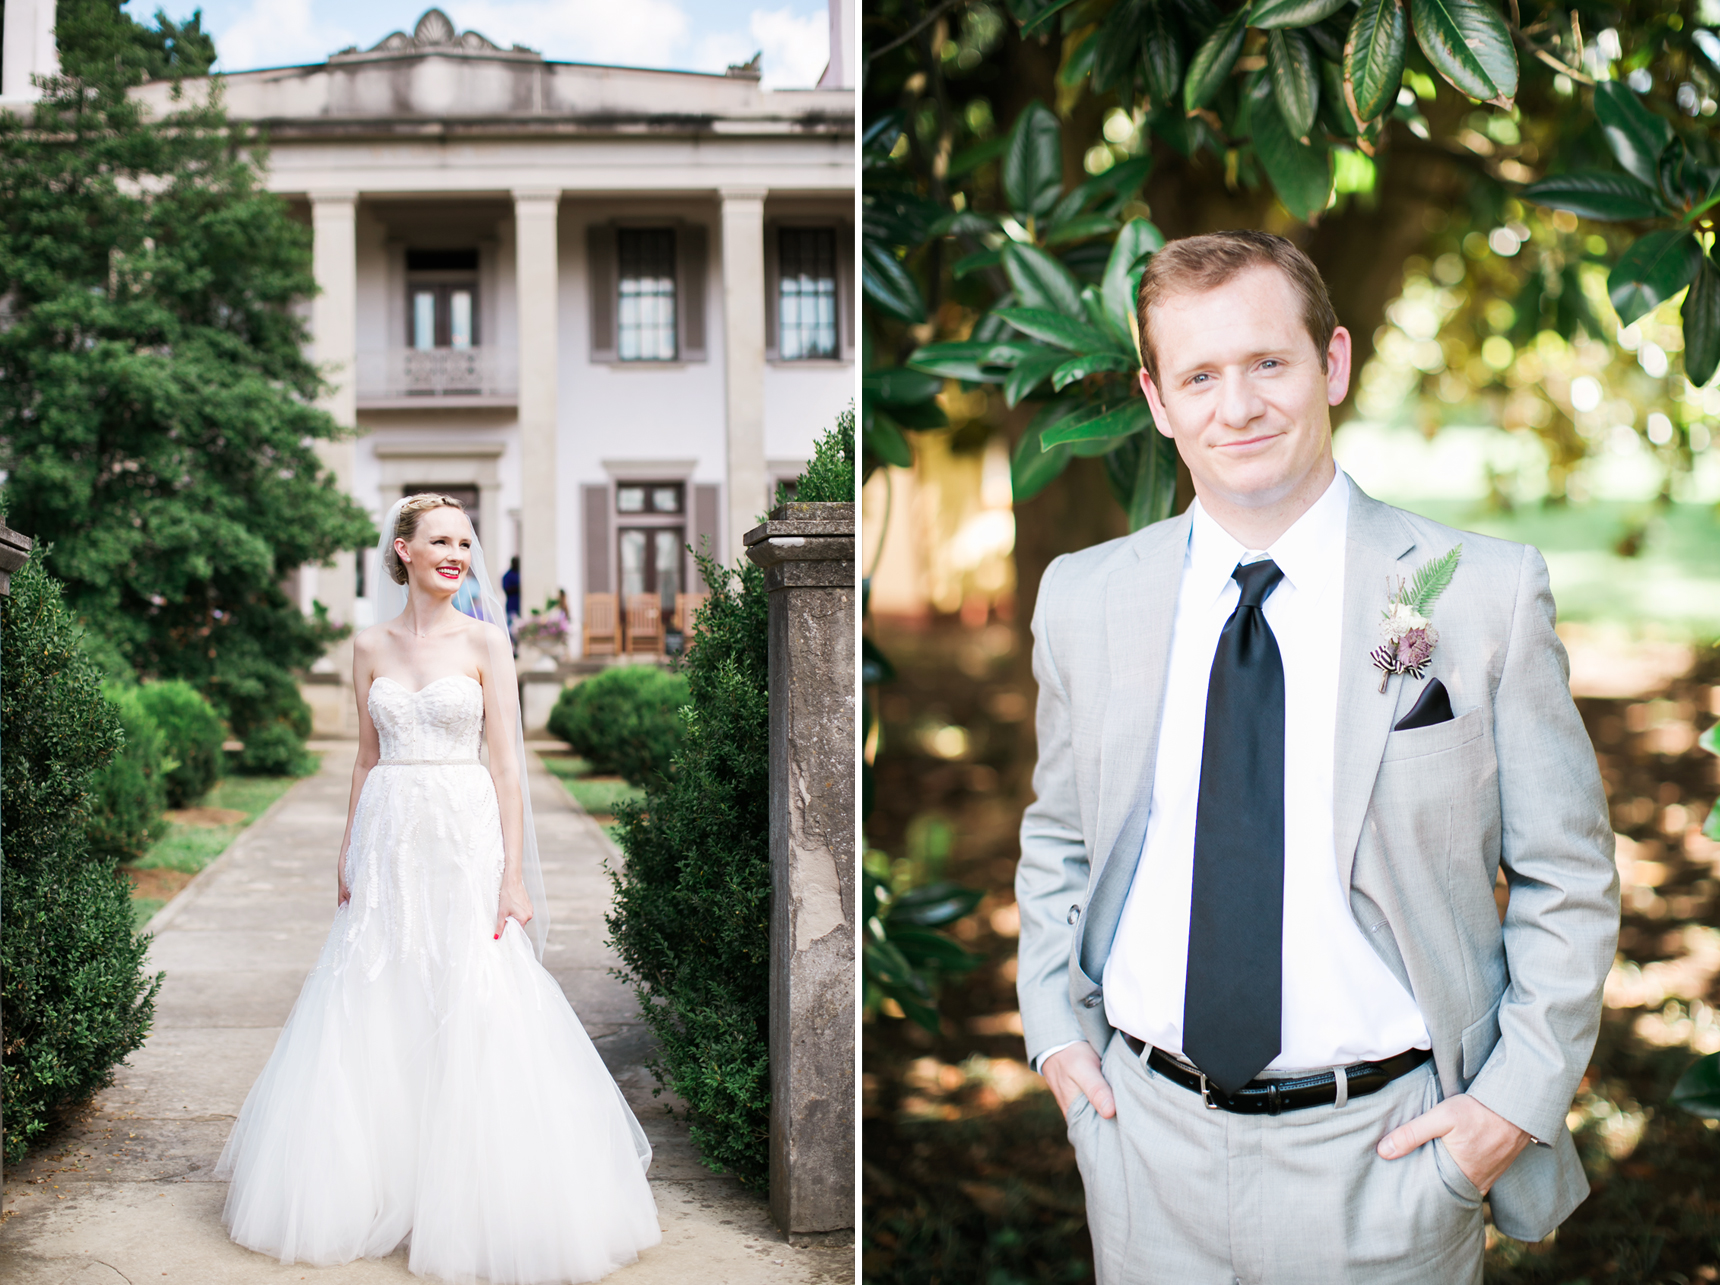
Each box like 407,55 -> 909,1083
329,7 -> 540,62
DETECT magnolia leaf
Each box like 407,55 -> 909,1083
906,341 -> 1009,383
1004,350 -> 1069,406
863,418 -> 914,468
1608,229 -> 1702,325
1268,28 -> 1321,141
995,306 -> 1118,353
1002,101 -> 1064,219
1521,170 -> 1671,222
1052,351 -> 1137,390
1141,4 -> 1185,109
1251,84 -> 1334,222
1594,81 -> 1675,192
1018,0 -> 1080,34
1042,398 -> 1156,447
1253,0 -> 1351,27
1407,0 -> 1517,105
861,367 -> 943,405
861,241 -> 926,323
1682,251 -> 1720,388
1104,430 -> 1179,531
1012,402 -> 1078,500
1102,217 -> 1166,345
1184,6 -> 1250,112
1045,213 -> 1121,245
953,248 -> 1004,279
1002,242 -> 1087,320
1318,56 -> 1362,136
1344,0 -> 1407,122
1671,1053 -> 1720,1119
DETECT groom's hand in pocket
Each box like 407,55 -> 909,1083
1043,1042 -> 1115,1121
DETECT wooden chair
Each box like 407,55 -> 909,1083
674,593 -> 708,635
582,593 -> 619,656
624,594 -> 662,655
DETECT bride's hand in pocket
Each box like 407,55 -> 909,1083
337,861 -> 350,908
494,879 -> 534,940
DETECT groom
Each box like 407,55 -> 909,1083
1016,230 -> 1619,1283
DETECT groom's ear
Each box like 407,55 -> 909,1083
1140,369 -> 1173,439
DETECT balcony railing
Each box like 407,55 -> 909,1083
355,347 -> 518,404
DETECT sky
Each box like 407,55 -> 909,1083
150,0 -> 831,89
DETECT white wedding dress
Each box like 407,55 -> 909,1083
216,673 -> 661,1283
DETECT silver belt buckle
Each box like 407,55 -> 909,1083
1199,1072 -> 1219,1110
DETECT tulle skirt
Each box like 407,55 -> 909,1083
215,764 -> 660,1284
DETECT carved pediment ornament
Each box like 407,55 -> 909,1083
346,8 -> 533,57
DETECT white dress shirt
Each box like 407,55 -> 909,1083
1096,470 -> 1429,1072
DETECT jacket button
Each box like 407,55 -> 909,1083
1082,994 -> 1103,1009
1067,904 -> 1081,925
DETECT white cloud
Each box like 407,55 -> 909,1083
215,0 -> 357,71
439,0 -> 692,68
694,6 -> 828,88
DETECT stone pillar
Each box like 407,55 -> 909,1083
1,0 -> 57,105
743,502 -> 855,1238
721,188 -> 769,568
514,189 -> 561,616
310,191 -> 359,728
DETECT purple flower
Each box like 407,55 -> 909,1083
1395,628 -> 1434,671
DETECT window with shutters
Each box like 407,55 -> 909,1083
777,228 -> 838,360
617,229 -> 677,361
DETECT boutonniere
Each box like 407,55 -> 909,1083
1371,545 -> 1462,693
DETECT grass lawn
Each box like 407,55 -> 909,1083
536,752 -> 644,844
123,770 -> 309,932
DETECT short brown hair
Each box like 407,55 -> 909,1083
385,492 -> 467,586
1135,230 -> 1337,386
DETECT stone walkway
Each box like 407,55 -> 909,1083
0,743 -> 852,1284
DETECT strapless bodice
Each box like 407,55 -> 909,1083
367,674 -> 484,762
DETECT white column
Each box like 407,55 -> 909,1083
309,191 -> 359,727
514,189 -> 561,616
1,0 -> 58,105
721,188 -> 769,562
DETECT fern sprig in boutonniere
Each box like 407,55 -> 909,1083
1371,545 -> 1461,693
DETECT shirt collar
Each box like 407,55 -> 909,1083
1184,468 -> 1351,607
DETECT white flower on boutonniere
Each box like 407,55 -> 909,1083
1371,545 -> 1461,693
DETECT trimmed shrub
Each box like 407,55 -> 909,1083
137,679 -> 226,807
236,721 -> 318,777
607,548 -> 771,1185
84,681 -> 170,863
2,549 -> 162,1163
547,666 -> 690,788
779,402 -> 855,505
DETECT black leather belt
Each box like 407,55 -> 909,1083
1121,1033 -> 1431,1115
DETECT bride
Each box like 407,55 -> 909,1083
216,492 -> 662,1283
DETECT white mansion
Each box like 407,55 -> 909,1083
2,0 -> 854,731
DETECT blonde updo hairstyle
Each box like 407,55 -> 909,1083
385,492 -> 468,586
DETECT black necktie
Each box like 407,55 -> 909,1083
1183,558 -> 1286,1097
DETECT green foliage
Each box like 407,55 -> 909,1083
1,551 -> 162,1164
547,667 -> 690,789
863,872 -> 984,1032
0,9 -> 374,749
1407,543 -> 1462,614
606,548 -> 772,1186
56,0 -> 215,86
84,681 -> 170,863
780,403 -> 856,504
235,721 -> 318,778
1670,1051 -> 1720,1119
136,679 -> 225,807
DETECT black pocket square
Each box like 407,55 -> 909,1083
1394,678 -> 1454,731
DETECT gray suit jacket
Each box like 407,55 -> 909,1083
1015,476 -> 1619,1241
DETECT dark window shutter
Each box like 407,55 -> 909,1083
763,220 -> 780,360
693,484 -> 721,587
583,485 -> 611,593
679,223 -> 708,362
839,218 -> 855,359
587,224 -> 617,363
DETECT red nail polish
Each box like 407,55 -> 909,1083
493,933 -> 499,940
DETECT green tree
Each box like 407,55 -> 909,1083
0,0 -> 374,745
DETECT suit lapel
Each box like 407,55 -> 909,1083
1333,481 -> 1419,890
1079,512 -> 1189,981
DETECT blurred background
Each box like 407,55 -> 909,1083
861,1 -> 1720,1281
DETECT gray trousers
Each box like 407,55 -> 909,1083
1066,1031 -> 1485,1285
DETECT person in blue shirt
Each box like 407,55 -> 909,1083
502,557 -> 521,629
